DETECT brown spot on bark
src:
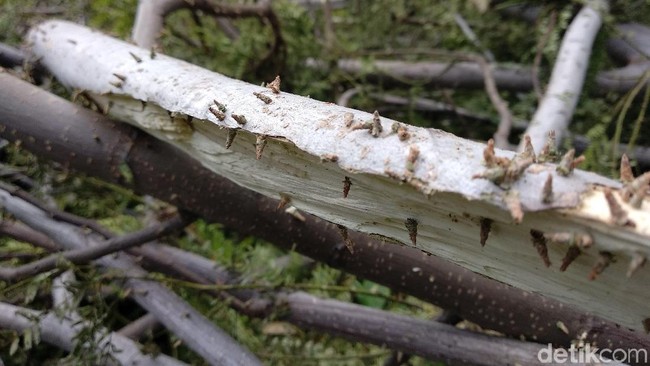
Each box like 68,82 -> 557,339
530,230 -> 551,267
343,176 -> 352,198
560,245 -> 581,272
405,218 -> 418,246
479,218 -> 492,247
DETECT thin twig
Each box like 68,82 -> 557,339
474,56 -> 514,149
0,214 -> 191,282
0,181 -> 114,238
453,13 -> 495,62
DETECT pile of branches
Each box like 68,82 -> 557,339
0,0 -> 649,365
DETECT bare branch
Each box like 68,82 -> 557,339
521,1 -> 609,153
383,310 -> 461,366
474,56 -> 514,149
132,0 -> 187,49
607,23 -> 650,65
310,58 -> 649,95
310,58 -> 536,91
0,220 -> 58,251
453,12 -> 494,62
132,0 -> 285,77
0,181 -> 116,239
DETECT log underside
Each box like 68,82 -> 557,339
27,20 -> 650,331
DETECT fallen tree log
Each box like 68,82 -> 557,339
1,72 -> 648,354
26,20 -> 650,331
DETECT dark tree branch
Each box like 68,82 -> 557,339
0,181 -> 117,239
0,211 -> 191,282
309,57 -> 649,94
383,310 -> 462,366
0,73 -> 648,360
92,223 -> 597,365
279,292 -> 622,366
314,58 -> 537,91
0,220 -> 59,251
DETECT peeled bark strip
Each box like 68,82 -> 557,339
24,20 -> 650,331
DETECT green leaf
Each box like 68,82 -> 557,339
23,327 -> 32,350
353,280 -> 390,309
118,162 -> 134,185
31,325 -> 41,346
9,334 -> 19,356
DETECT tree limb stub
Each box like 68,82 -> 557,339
26,20 -> 650,331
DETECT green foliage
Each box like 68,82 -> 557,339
353,280 -> 390,309
87,0 -> 137,37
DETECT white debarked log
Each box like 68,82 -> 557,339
27,20 -> 650,331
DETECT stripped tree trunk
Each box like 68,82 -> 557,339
27,20 -> 650,331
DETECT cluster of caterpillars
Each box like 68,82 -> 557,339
207,76 -> 282,160
477,131 -> 649,280
348,110 -> 411,142
473,132 -> 585,223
